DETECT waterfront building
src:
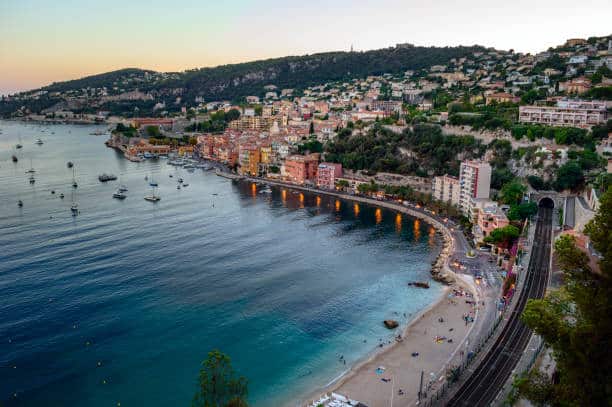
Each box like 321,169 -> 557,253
239,145 -> 260,176
432,174 -> 460,206
459,160 -> 492,216
284,154 -> 320,185
126,140 -> 171,156
316,163 -> 343,189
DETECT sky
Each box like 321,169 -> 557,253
1,0 -> 611,95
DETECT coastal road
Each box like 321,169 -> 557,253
445,200 -> 553,407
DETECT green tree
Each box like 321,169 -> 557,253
507,202 -> 538,221
553,162 -> 584,191
193,350 -> 248,407
519,189 -> 612,406
483,225 -> 520,245
146,125 -> 161,138
499,180 -> 527,205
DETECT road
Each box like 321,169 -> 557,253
445,201 -> 553,407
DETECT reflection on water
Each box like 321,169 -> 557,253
316,196 -> 321,207
353,203 -> 360,217
414,219 -> 421,241
335,199 -> 341,212
375,208 -> 382,224
429,226 -> 436,247
395,213 -> 402,234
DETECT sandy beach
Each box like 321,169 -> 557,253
301,278 -> 480,407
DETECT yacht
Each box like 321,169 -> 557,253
177,177 -> 184,184
113,190 -> 127,200
12,155 -> 18,163
117,185 -> 128,192
18,200 -> 23,207
71,167 -> 78,188
177,184 -> 181,190
35,138 -> 44,145
182,183 -> 189,187
67,161 -> 74,168
144,188 -> 161,202
71,203 -> 79,216
98,173 -> 118,182
29,175 -> 35,184
59,193 -> 65,199
144,195 -> 161,202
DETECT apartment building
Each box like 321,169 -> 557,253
316,163 -> 343,189
284,154 -> 320,185
432,174 -> 460,206
519,99 -> 607,128
459,160 -> 492,215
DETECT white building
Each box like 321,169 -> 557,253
459,160 -> 492,215
432,174 -> 460,206
519,99 -> 608,128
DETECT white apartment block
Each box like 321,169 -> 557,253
432,175 -> 460,206
518,99 -> 608,128
459,160 -> 492,216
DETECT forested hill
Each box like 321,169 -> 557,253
38,45 -> 487,101
42,68 -> 158,93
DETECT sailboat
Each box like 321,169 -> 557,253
117,176 -> 128,192
71,167 -> 78,188
25,158 -> 35,174
148,174 -> 158,187
70,190 -> 79,216
144,185 -> 161,202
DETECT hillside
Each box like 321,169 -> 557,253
12,44 -> 485,106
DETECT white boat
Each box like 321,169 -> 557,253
113,190 -> 127,199
71,203 -> 79,216
144,186 -> 161,202
118,185 -> 128,192
144,194 -> 161,202
35,138 -> 44,145
29,175 -> 35,184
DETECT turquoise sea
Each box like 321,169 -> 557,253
0,120 -> 443,406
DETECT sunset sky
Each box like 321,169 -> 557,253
1,0 -> 611,95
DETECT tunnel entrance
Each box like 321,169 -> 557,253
538,197 -> 554,208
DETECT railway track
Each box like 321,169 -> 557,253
445,202 -> 553,407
